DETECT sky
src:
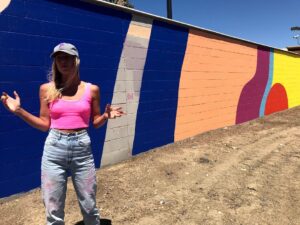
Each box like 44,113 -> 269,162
130,0 -> 300,49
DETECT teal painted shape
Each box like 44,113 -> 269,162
259,49 -> 274,116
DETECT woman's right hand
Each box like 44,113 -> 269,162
1,91 -> 21,113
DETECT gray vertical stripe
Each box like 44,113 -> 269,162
101,15 -> 153,167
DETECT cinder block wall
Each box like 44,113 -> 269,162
0,0 -> 299,198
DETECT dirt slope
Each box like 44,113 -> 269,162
1,107 -> 300,225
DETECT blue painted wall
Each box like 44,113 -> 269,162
132,21 -> 188,155
0,0 -> 131,198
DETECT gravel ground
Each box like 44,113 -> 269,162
1,107 -> 300,225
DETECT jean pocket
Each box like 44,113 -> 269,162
78,137 -> 91,147
45,135 -> 58,146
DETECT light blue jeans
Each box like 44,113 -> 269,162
41,129 -> 100,225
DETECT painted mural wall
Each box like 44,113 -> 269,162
0,0 -> 300,198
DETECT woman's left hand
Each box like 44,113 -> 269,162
104,104 -> 125,119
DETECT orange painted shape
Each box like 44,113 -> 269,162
175,29 -> 257,141
264,83 -> 288,115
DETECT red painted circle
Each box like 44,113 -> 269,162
265,83 -> 288,115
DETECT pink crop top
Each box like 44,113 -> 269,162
49,83 -> 92,129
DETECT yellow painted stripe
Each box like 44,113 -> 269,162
273,50 -> 300,108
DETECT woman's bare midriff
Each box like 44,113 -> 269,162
55,128 -> 86,133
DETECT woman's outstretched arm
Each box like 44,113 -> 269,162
91,84 -> 124,129
1,83 -> 51,132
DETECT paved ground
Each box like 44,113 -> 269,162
1,107 -> 300,225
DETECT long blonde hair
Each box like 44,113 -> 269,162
46,57 -> 80,102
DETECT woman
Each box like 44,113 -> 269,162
1,43 -> 123,225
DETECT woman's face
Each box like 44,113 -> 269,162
55,52 -> 76,76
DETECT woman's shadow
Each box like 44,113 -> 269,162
75,219 -> 112,225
